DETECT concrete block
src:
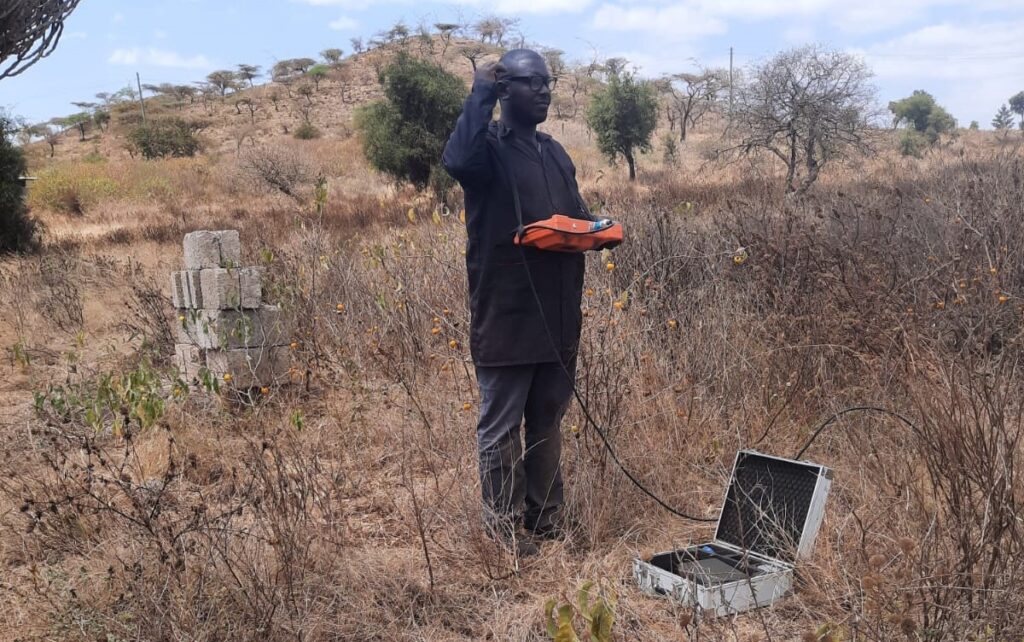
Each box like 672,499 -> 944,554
174,343 -> 204,381
239,267 -> 263,308
174,306 -> 291,350
183,230 -> 242,270
183,270 -> 203,309
199,268 -> 242,310
205,345 -> 289,388
170,272 -> 187,309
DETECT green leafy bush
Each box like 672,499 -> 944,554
0,114 -> 38,252
899,129 -> 929,158
586,69 -> 658,180
293,121 -> 321,140
889,90 -> 956,151
355,52 -> 464,193
27,163 -> 119,214
34,361 -> 170,436
128,118 -> 201,159
544,581 -> 616,642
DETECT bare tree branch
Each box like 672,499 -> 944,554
728,45 -> 878,195
0,0 -> 84,79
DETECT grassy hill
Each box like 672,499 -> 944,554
1,33 -> 1023,642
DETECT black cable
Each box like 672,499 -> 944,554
519,248 -> 716,522
793,406 -> 918,460
496,139 -> 717,523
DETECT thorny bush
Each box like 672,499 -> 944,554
3,148 -> 1024,640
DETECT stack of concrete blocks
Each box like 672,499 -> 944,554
171,230 -> 290,389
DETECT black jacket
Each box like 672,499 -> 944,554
442,79 -> 593,367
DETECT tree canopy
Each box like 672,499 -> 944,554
888,90 -> 956,143
992,105 -> 1014,131
0,112 -> 37,252
732,45 -> 876,194
355,52 -> 465,194
586,66 -> 658,181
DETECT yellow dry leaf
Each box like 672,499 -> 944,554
406,207 -> 416,224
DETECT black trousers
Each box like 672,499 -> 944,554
474,360 -> 575,533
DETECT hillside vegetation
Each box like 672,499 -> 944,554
2,33 -> 1024,642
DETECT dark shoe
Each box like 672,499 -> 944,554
529,523 -> 567,541
514,536 -> 541,557
528,513 -> 580,541
486,517 -> 541,557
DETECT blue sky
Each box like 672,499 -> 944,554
1,0 -> 1023,128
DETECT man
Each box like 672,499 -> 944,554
442,49 -> 594,555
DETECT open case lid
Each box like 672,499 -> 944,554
714,450 -> 832,564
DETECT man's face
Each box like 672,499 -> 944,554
498,55 -> 552,126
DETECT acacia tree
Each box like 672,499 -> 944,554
235,97 -> 259,124
335,62 -> 357,104
474,16 -> 517,47
434,23 -> 461,57
273,58 -> 315,81
586,65 -> 658,181
552,68 -> 587,120
62,111 -> 90,140
320,48 -> 343,65
171,84 -> 196,105
29,122 -> 60,157
660,68 -> 725,141
0,0 -> 84,79
732,45 -> 876,195
206,70 -> 240,96
380,21 -> 409,46
458,43 -> 488,72
306,64 -> 329,91
236,63 -> 261,88
541,48 -> 566,79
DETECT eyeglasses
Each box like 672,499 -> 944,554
503,75 -> 557,92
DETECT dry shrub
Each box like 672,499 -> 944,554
3,144 -> 1024,640
237,143 -> 312,200
26,157 -> 221,218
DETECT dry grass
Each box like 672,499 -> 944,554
3,57 -> 1024,640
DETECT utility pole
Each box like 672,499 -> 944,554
728,46 -> 734,122
136,72 -> 147,125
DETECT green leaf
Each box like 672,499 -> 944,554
554,605 -> 579,642
590,600 -> 615,642
577,581 -> 594,618
544,599 -> 558,637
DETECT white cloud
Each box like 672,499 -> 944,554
112,12 -> 125,24
856,19 -> 1024,126
494,0 -> 593,12
614,49 -> 704,78
592,3 -> 726,38
590,0 -> 1016,37
296,0 -> 592,13
859,20 -> 1024,80
782,24 -> 816,44
328,16 -> 358,30
108,47 -> 214,69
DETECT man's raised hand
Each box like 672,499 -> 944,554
475,61 -> 506,85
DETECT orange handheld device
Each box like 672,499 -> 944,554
514,215 -> 623,252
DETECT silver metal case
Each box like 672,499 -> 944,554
633,450 -> 833,616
